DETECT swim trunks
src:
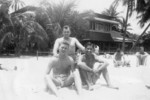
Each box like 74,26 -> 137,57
53,74 -> 68,87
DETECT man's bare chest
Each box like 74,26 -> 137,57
83,56 -> 95,67
54,60 -> 71,69
61,39 -> 75,47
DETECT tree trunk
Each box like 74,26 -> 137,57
122,1 -> 129,53
130,23 -> 150,51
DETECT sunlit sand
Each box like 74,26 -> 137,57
0,55 -> 150,100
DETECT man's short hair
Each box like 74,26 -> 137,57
63,25 -> 70,30
84,42 -> 93,48
117,48 -> 121,52
140,46 -> 144,50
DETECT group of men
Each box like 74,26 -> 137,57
45,25 -> 118,97
113,46 -> 149,67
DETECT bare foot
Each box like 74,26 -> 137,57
145,85 -> 150,89
108,85 -> 119,90
88,86 -> 94,91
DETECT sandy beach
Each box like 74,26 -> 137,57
0,55 -> 150,100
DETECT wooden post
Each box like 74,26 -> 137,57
37,50 -> 38,60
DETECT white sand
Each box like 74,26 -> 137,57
0,55 -> 150,100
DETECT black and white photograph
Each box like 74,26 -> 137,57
0,0 -> 150,100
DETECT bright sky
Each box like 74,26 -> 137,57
22,0 -> 150,35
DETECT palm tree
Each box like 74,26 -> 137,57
0,1 -> 15,51
113,0 -> 135,52
129,0 -> 150,50
40,0 -> 51,10
42,0 -> 77,39
101,4 -> 121,20
118,17 -> 132,33
113,0 -> 150,51
65,10 -> 91,40
0,4 -> 51,55
136,0 -> 150,27
10,0 -> 25,12
11,6 -> 50,54
47,0 -> 76,27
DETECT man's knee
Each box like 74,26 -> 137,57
101,67 -> 108,73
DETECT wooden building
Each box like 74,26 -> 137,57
81,13 -> 133,53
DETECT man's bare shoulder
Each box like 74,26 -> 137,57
79,54 -> 86,61
56,37 -> 63,42
49,56 -> 58,63
70,37 -> 77,41
92,53 -> 97,57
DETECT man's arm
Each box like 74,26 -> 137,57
94,54 -> 109,72
144,52 -> 149,56
45,58 -> 54,75
45,58 -> 60,97
69,57 -> 75,72
77,55 -> 93,72
94,53 -> 105,63
52,39 -> 60,56
75,38 -> 85,53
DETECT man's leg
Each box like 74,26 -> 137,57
101,68 -> 118,89
93,62 -> 107,72
78,63 -> 93,72
45,76 -> 60,97
93,63 -> 118,89
63,69 -> 82,95
80,69 -> 94,90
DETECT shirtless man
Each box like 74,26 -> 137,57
53,25 -> 93,72
78,42 -> 118,90
53,25 -> 85,60
45,41 -> 82,96
135,46 -> 149,67
113,48 -> 125,67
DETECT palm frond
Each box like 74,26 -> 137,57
0,32 -> 13,48
136,0 -> 150,27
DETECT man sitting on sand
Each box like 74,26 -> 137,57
135,46 -> 149,67
45,41 -> 82,97
113,48 -> 125,67
78,42 -> 118,90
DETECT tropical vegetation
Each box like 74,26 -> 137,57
0,0 -> 90,56
0,0 -> 150,55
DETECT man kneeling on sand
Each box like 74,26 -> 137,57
78,42 -> 118,90
45,41 -> 82,97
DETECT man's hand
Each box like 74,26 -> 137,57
53,53 -> 59,57
93,69 -> 99,73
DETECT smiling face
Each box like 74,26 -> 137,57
59,42 -> 69,55
62,26 -> 71,38
85,43 -> 94,55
